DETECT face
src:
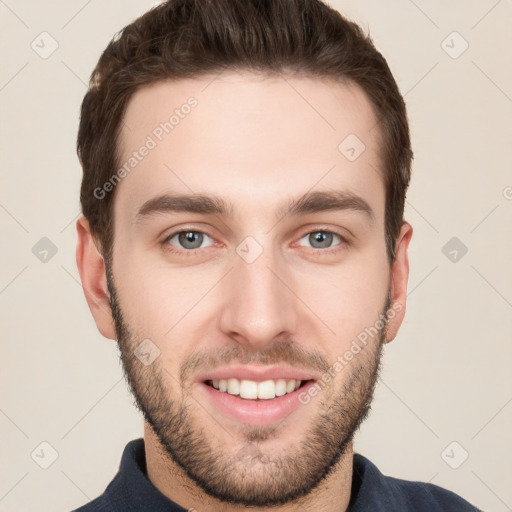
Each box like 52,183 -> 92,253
78,71 -> 411,507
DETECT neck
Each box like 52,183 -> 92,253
144,422 -> 354,512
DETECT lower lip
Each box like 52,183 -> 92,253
198,381 -> 316,426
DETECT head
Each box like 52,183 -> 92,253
76,0 -> 413,507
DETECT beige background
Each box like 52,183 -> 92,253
1,1 -> 511,511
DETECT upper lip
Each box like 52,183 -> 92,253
197,365 -> 317,383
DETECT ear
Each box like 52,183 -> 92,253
385,221 -> 413,343
76,216 -> 117,340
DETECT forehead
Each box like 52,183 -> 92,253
115,71 -> 384,222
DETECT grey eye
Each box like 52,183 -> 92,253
298,231 -> 342,249
168,231 -> 213,250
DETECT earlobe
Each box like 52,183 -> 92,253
76,216 -> 117,340
385,221 -> 413,343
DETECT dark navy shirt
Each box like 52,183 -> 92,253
72,438 -> 482,511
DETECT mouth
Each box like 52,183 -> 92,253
198,372 -> 317,426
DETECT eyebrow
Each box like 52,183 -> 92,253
135,190 -> 375,224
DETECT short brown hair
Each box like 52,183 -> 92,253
77,0 -> 412,264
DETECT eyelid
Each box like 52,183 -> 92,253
161,224 -> 215,241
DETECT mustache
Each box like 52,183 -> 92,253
179,338 -> 332,384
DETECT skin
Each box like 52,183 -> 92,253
76,71 -> 412,511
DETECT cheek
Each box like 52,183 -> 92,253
123,275 -> 188,330
113,256 -> 216,355
297,254 -> 389,346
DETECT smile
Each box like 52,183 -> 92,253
207,378 -> 307,400
199,376 -> 316,426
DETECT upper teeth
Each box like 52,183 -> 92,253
211,378 -> 302,400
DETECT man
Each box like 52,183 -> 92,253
73,0 -> 481,510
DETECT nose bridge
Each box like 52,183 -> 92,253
219,238 -> 297,348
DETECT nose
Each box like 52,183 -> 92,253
218,243 -> 299,351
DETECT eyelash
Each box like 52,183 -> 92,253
161,227 -> 348,257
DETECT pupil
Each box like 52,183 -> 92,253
180,231 -> 202,249
311,231 -> 331,248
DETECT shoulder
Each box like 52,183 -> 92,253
67,440 -> 142,512
70,496 -> 109,512
352,453 -> 482,511
382,472 -> 482,511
